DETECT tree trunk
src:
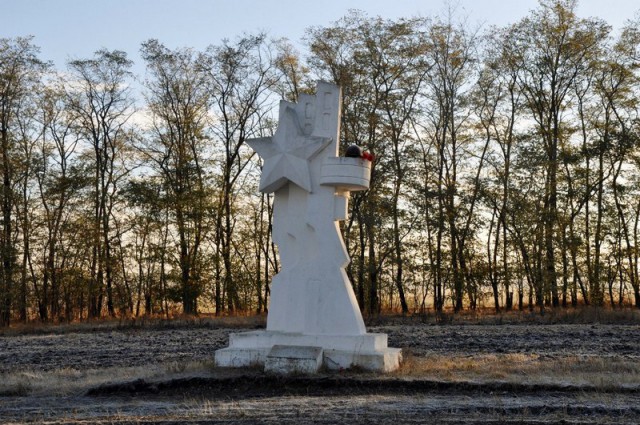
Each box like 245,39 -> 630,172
366,217 -> 379,315
1,126 -> 13,326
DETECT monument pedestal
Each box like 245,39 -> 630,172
215,330 -> 402,372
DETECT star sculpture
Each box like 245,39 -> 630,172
248,105 -> 332,193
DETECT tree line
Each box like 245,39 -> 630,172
1,0 -> 639,325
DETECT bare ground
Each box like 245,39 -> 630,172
1,318 -> 639,424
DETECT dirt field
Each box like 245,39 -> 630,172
1,318 -> 639,424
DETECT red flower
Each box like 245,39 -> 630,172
361,152 -> 374,162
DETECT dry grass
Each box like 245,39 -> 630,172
3,352 -> 635,398
0,360 -> 217,397
1,312 -> 638,400
0,314 -> 267,337
3,306 -> 638,336
365,306 -> 640,326
396,352 -> 640,388
493,306 -> 640,325
1,353 -> 637,424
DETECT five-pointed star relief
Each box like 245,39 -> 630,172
248,105 -> 332,193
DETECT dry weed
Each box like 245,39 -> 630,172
396,352 -> 640,388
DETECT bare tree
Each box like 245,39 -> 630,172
66,49 -> 135,317
0,37 -> 48,325
140,40 -> 212,315
505,0 -> 609,307
201,34 -> 278,313
420,11 -> 478,312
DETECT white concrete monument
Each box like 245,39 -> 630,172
215,82 -> 401,373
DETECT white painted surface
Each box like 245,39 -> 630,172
215,82 -> 401,373
225,330 -> 388,351
265,345 -> 323,374
248,81 -> 366,337
320,157 -> 372,191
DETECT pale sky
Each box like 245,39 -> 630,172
2,0 -> 638,75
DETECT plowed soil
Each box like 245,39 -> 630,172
1,319 -> 639,424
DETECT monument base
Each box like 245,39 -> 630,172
215,330 -> 402,373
